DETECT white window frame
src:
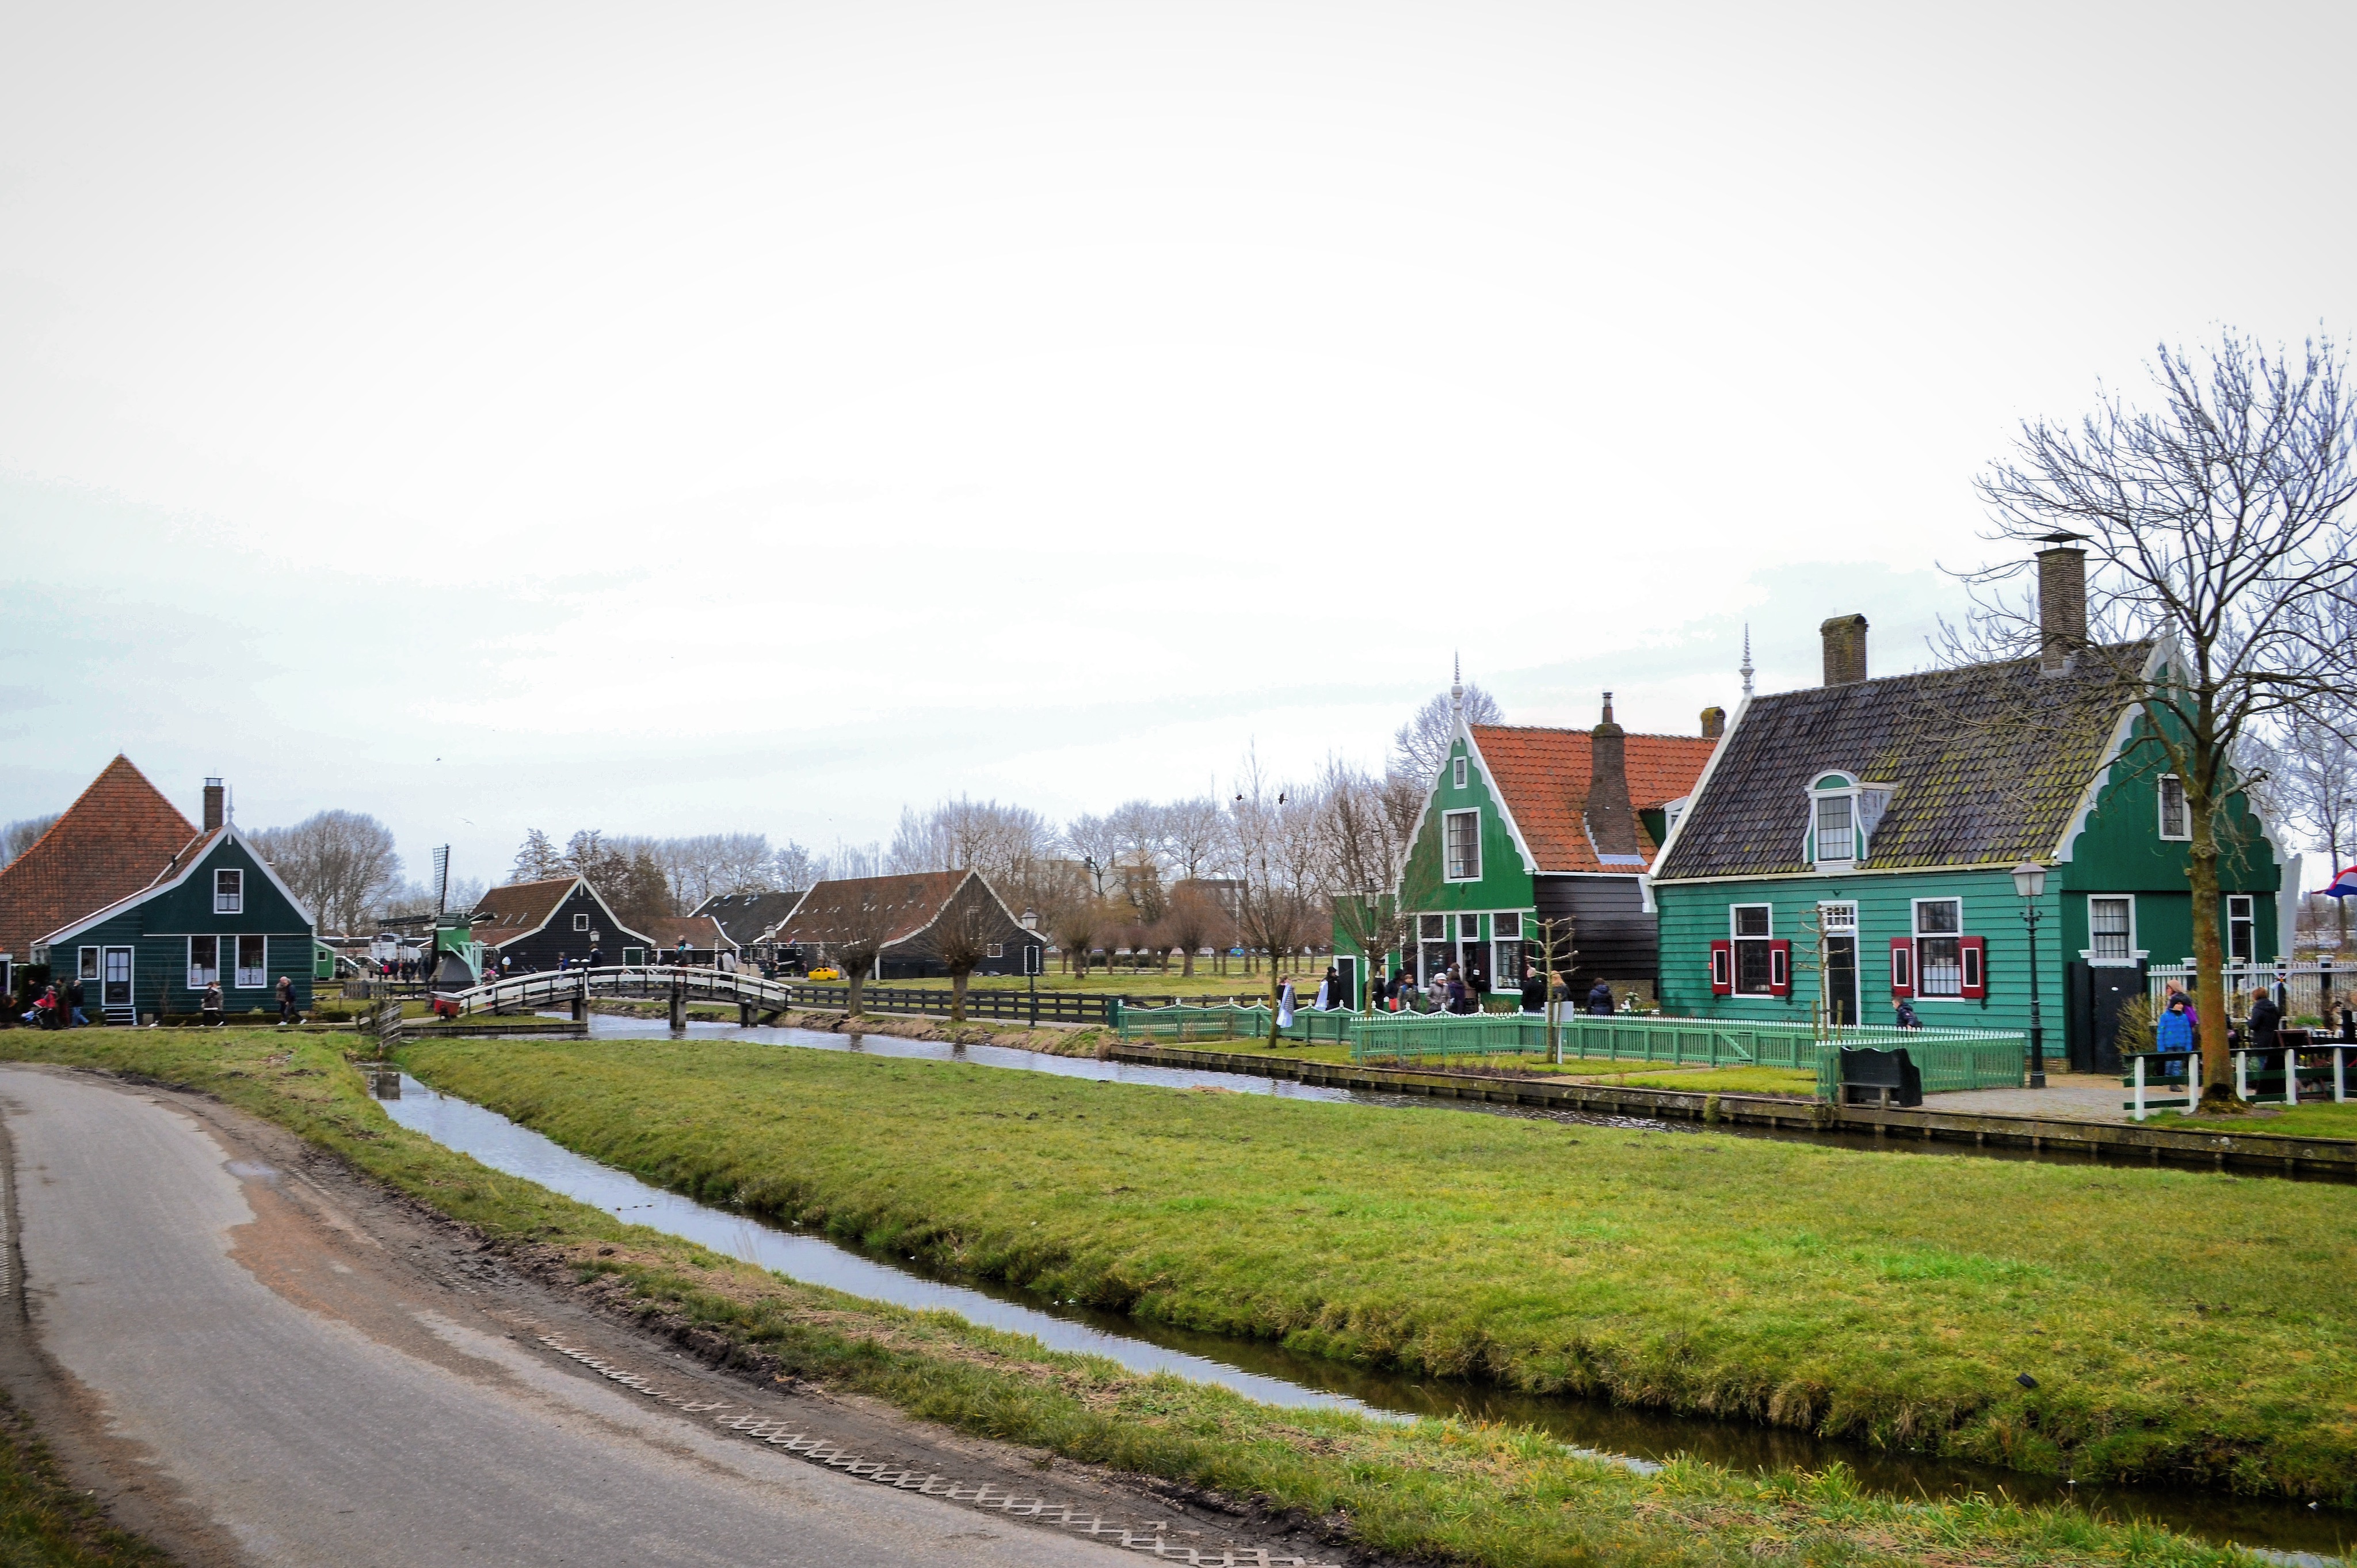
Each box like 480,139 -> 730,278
1451,756 -> 1467,791
2081,895 -> 2142,967
1489,912 -> 1523,990
2226,894 -> 2256,965
79,945 -> 100,980
1730,903 -> 1775,996
213,868 -> 243,914
2158,775 -> 2190,841
1912,897 -> 1966,1000
102,947 -> 132,1006
1442,809 -> 1481,882
234,934 -> 269,989
1804,773 -> 1894,871
573,913 -> 591,932
985,943 -> 1004,959
1813,791 -> 1856,867
187,934 -> 220,989
1418,914 -> 1447,940
1817,902 -> 1860,1024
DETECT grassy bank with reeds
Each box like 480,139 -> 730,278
0,1026 -> 2289,1567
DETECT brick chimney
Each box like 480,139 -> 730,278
1700,706 -> 1725,739
1586,694 -> 1642,860
2038,535 -> 2087,676
203,778 -> 224,832
1821,615 -> 1868,686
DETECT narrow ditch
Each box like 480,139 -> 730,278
372,1065 -> 2350,1561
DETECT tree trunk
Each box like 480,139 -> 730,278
846,966 -> 866,1020
2188,793 -> 2233,1106
950,970 -> 968,1023
1182,947 -> 1196,978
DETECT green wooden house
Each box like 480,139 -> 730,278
1337,687 -> 1722,1005
35,818 -> 319,1025
1649,554 -> 2290,1072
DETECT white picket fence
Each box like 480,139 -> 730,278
2147,959 -> 2351,1022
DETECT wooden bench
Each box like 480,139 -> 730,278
2122,1051 -> 2197,1121
1839,1047 -> 1923,1108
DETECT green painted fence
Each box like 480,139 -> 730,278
1114,1004 -> 1275,1044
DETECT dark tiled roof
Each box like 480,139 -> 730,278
1655,651 -> 2144,881
0,756 -> 199,960
1469,726 -> 1718,874
639,915 -> 734,952
470,878 -> 577,936
774,872 -> 967,949
691,891 -> 803,945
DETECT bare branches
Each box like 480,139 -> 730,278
1391,681 -> 1503,783
251,810 -> 402,935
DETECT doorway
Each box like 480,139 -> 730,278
102,948 -> 133,1010
2070,960 -> 2145,1075
1824,934 -> 1859,1027
1334,955 -> 1359,1010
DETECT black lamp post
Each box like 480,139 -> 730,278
2012,861 -> 2047,1088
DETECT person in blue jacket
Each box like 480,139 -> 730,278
2154,991 -> 2196,1078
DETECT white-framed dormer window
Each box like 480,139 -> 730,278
1443,809 -> 1481,881
214,868 -> 243,914
2158,775 -> 2190,840
1805,773 -> 1893,869
1451,756 -> 1467,791
1662,795 -> 1690,837
2084,895 -> 2140,966
573,913 -> 590,932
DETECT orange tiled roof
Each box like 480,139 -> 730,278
0,756 -> 199,961
1469,724 -> 1718,874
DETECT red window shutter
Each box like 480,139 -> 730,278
1959,936 -> 1986,999
1889,937 -> 1914,997
1709,940 -> 1733,995
1768,940 -> 1792,996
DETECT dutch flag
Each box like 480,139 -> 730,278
2327,866 -> 2357,899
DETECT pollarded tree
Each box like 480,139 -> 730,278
925,879 -> 997,1024
1959,330 -> 2357,1104
252,810 -> 402,936
1227,752 -> 1324,1046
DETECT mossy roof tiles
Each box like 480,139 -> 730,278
1655,650 -> 2146,881
776,871 -> 970,949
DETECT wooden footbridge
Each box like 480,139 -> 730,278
442,966 -> 802,1029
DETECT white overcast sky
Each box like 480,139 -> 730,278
3,0 -> 2352,889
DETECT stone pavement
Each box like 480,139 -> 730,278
1927,1073 -> 2139,1123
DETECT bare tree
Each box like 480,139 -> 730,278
2249,716 -> 2357,947
801,882 -> 898,1017
772,840 -> 820,891
1313,756 -> 1424,1009
1062,813 -> 1122,895
1391,678 -> 1504,784
251,811 -> 402,936
1161,796 -> 1227,882
510,829 -> 567,881
3,813 -> 59,868
1227,752 -> 1324,1046
925,878 -> 997,1023
1957,330 -> 2357,1103
1162,880 -> 1220,978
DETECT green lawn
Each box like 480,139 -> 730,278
1132,1039 -> 1817,1096
1588,1066 -> 1821,1095
0,1030 -> 2276,1567
2150,1101 -> 2357,1139
386,1035 -> 2357,1504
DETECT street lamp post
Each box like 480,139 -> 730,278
2011,861 -> 2047,1089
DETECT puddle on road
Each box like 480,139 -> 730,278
373,1069 -> 2348,1560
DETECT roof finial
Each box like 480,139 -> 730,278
1740,625 -> 1755,701
1450,653 -> 1463,719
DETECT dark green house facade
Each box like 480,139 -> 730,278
37,826 -> 318,1024
1651,609 -> 2287,1072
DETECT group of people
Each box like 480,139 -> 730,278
1267,962 -> 1623,1022
16,978 -> 89,1028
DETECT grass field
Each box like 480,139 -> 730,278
1143,1038 -> 1820,1096
386,1034 -> 2357,1504
0,1392 -> 172,1567
0,1029 -> 2274,1567
2156,1101 -> 2357,1139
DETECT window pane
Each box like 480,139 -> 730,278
1915,900 -> 1960,935
2091,898 -> 2131,960
1919,936 -> 1962,995
1445,813 -> 1479,879
2161,776 -> 2187,837
1815,795 -> 1853,861
1493,913 -> 1520,938
188,936 -> 219,986
1419,915 -> 1446,940
1733,905 -> 1771,937
1492,940 -> 1521,981
1736,939 -> 1775,993
237,936 -> 268,987
1820,903 -> 1857,931
80,949 -> 100,979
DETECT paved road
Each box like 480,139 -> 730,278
0,1067 -> 1146,1568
